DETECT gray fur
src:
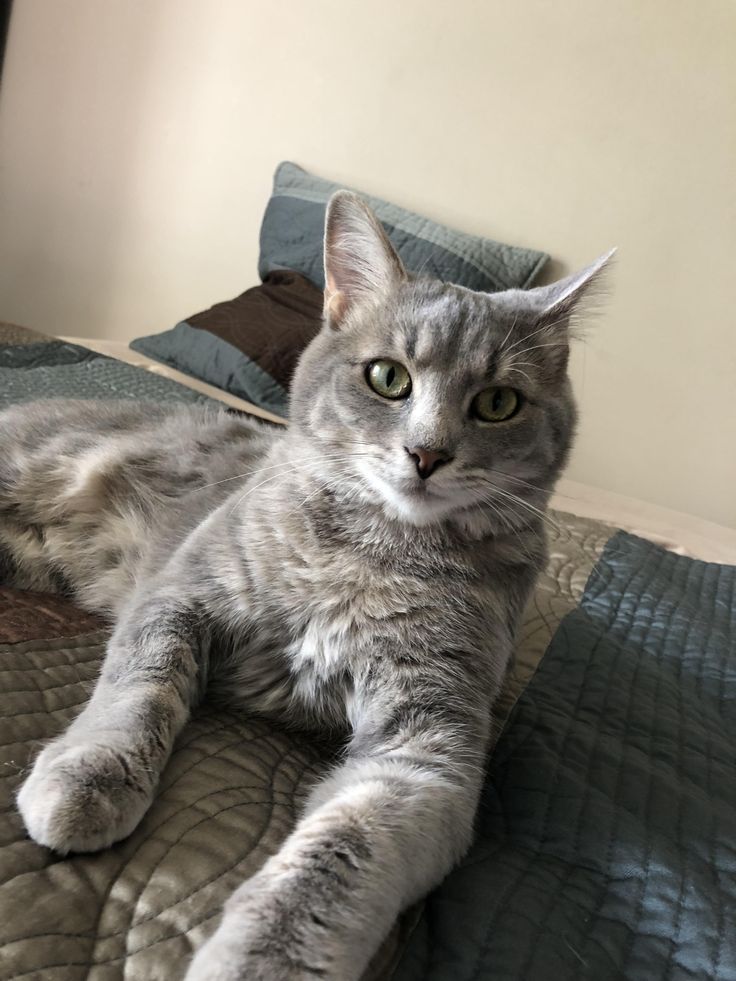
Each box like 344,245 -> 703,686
5,191 -> 612,980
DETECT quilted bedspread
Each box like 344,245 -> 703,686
0,322 -> 213,409
0,516 -> 612,981
1,322 -> 733,980
393,532 -> 736,981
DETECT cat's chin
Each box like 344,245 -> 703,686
357,467 -> 461,527
381,493 -> 456,527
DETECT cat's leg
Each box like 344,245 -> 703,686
17,591 -> 207,853
186,661 -> 491,981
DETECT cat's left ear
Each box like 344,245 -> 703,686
522,248 -> 617,322
323,191 -> 407,328
494,249 -> 616,376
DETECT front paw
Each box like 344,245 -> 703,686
186,936 -> 313,981
17,740 -> 153,853
185,891 -> 335,981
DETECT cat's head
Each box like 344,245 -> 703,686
290,191 -> 613,530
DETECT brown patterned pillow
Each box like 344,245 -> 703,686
131,270 -> 323,416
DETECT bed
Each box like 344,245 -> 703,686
1,322 -> 734,981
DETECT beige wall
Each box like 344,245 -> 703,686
0,0 -> 734,527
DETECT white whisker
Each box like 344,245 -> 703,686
508,341 -> 565,359
506,366 -> 532,385
472,479 -> 566,538
225,453 -> 370,516
285,466 -> 361,517
200,452 -> 373,491
498,311 -> 519,351
502,360 -> 539,372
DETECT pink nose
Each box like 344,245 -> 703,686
405,446 -> 452,480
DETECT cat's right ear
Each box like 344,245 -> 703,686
323,191 -> 406,329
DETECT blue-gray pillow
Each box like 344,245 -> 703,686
259,161 -> 548,293
131,271 -> 321,418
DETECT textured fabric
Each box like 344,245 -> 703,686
492,508 -> 615,730
0,324 -> 213,409
0,603 -> 409,980
393,531 -> 736,981
131,323 -> 289,416
0,606 -> 328,980
259,161 -> 549,292
131,270 -> 323,416
0,476 -> 613,979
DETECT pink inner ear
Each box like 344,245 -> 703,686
324,288 -> 347,326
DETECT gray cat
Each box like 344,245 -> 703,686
3,191 -> 612,980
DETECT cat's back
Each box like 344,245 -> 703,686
0,399 -> 281,611
1,400 -> 279,522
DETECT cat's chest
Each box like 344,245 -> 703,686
224,604 -> 362,731
285,617 -> 356,682
286,618 -> 353,701
233,508 -> 444,716
249,546 -> 409,680
271,576 -> 382,675
249,526 -> 407,631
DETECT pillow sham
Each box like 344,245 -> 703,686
259,161 -> 548,293
130,270 -> 322,417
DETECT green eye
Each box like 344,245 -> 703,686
472,387 -> 520,422
366,359 -> 412,400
